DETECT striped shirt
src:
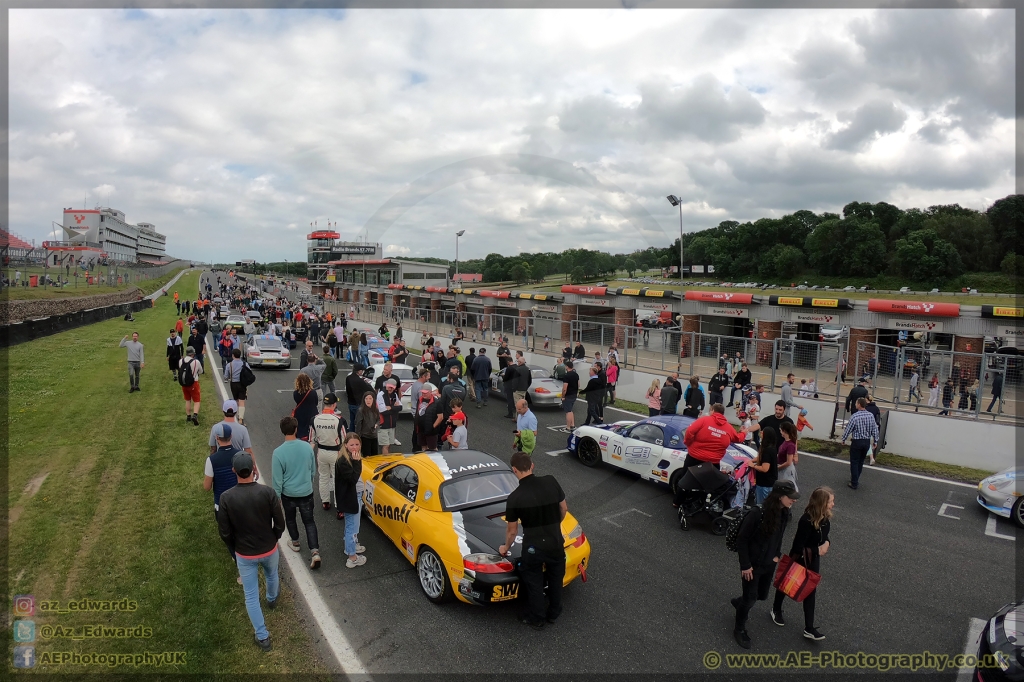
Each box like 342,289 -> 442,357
842,409 -> 879,442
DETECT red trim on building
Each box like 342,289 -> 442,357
685,291 -> 754,304
425,286 -> 450,293
387,283 -> 404,289
307,231 -> 341,240
326,259 -> 393,266
62,209 -> 100,214
866,299 -> 961,317
560,285 -> 608,295
479,290 -> 511,299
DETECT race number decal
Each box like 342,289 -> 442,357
624,445 -> 651,461
364,482 -> 375,507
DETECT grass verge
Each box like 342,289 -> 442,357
2,266 -> 187,301
7,270 -> 331,676
601,399 -> 992,484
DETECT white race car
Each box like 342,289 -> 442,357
365,362 -> 418,415
566,414 -> 756,492
977,467 -> 1024,527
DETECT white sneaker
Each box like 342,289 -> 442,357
355,544 -> 366,554
346,555 -> 367,568
393,439 -> 402,446
289,540 -> 300,552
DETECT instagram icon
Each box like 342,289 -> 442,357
13,595 -> 35,617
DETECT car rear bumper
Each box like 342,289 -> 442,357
529,392 -> 562,406
455,544 -> 589,605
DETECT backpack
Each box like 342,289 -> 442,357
239,362 -> 256,387
178,358 -> 196,387
725,506 -> 757,552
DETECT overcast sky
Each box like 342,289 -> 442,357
9,8 -> 1015,263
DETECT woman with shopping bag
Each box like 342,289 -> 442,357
770,486 -> 833,642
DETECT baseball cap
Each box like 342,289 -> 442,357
222,399 -> 238,414
232,451 -> 254,476
353,363 -> 365,372
323,393 -> 338,405
422,382 -> 438,393
451,411 -> 466,422
212,422 -> 233,440
772,480 -> 800,500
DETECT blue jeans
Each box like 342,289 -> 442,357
475,380 -> 489,405
849,438 -> 870,488
344,505 -> 361,556
755,485 -> 773,505
236,548 -> 280,641
349,404 -> 358,432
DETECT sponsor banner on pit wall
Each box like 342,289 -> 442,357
580,297 -> 612,307
533,304 -> 558,313
791,311 -> 835,324
639,301 -> 673,312
867,299 -> 960,317
479,290 -> 511,299
768,295 -> 851,309
981,305 -> 1024,319
440,295 -> 456,302
707,306 -> 749,318
561,285 -> 608,295
496,300 -> 518,308
685,291 -> 754,304
888,318 -> 944,332
999,326 -> 1024,337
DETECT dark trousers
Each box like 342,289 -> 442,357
727,387 -> 740,406
505,388 -> 516,417
987,394 -> 1001,412
281,493 -> 319,550
476,380 -> 489,405
849,438 -> 870,488
360,436 -> 379,458
682,455 -> 719,472
648,407 -> 660,416
710,391 -> 723,406
734,568 -> 774,630
348,404 -> 358,432
584,398 -> 602,425
518,549 -> 565,625
772,556 -> 819,628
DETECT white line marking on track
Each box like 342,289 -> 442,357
602,508 -> 652,527
206,340 -> 368,676
938,503 -> 964,520
985,513 -> 1015,541
956,618 -> 987,682
546,449 -> 569,457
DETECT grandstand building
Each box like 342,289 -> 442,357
48,207 -> 167,264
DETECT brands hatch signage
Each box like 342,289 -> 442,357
791,312 -> 835,324
638,301 -> 673,312
580,297 -> 611,307
999,326 -> 1024,338
685,291 -> 754,304
440,295 -> 455,302
467,297 -> 484,304
496,300 -> 518,308
888,318 -> 944,332
707,306 -> 749,319
533,304 -> 558,313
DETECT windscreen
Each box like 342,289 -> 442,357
255,338 -> 283,350
441,472 -> 519,510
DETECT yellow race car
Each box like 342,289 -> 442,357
361,450 -> 591,605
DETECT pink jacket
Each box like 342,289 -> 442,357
606,363 -> 619,384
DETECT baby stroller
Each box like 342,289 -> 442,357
673,449 -> 755,534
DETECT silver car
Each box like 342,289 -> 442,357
490,364 -> 564,407
243,335 -> 292,368
977,467 -> 1024,527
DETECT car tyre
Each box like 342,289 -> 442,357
416,546 -> 453,604
1013,497 -> 1024,529
578,438 -> 602,468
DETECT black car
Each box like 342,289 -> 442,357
977,601 -> 1023,681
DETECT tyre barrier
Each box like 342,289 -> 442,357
0,299 -> 152,348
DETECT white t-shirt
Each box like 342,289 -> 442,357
450,425 -> 468,450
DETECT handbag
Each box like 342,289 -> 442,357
773,552 -> 821,602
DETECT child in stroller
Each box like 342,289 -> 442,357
672,447 -> 755,534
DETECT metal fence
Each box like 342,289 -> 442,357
851,339 -> 1017,420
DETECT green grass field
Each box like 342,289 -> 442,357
3,266 -> 187,301
7,271 -> 331,675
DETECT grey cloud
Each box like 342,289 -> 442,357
825,100 -> 906,152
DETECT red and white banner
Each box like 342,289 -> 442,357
685,291 -> 754,304
561,285 -> 608,296
867,299 -> 960,317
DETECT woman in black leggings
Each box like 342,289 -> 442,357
770,486 -> 834,641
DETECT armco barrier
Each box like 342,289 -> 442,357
3,300 -> 151,347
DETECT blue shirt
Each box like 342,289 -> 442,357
842,409 -> 879,442
517,410 -> 538,434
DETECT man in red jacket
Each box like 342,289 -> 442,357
683,404 -> 747,471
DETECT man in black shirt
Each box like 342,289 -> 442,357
496,342 -> 512,370
844,379 -> 869,414
500,452 -> 568,630
660,379 -> 680,415
560,360 -> 580,430
708,367 -> 730,407
752,400 -> 794,438
573,341 -> 586,360
562,343 -> 573,361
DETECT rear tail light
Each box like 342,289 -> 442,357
463,553 -> 514,573
250,350 -> 261,356
565,523 -> 586,548
281,350 -> 290,357
534,387 -> 551,394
